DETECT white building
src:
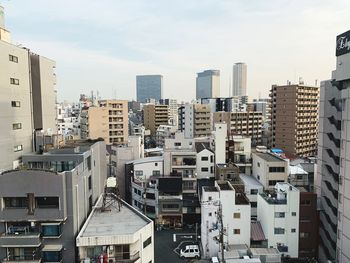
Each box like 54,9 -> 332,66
201,181 -> 251,259
229,136 -> 252,175
155,124 -> 177,147
233,63 -> 247,97
257,183 -> 300,258
214,123 -> 227,165
240,174 -> 263,218
196,142 -> 215,179
56,102 -> 81,139
76,194 -> 154,263
252,151 -> 289,189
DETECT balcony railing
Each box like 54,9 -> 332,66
83,251 -> 140,263
3,254 -> 42,263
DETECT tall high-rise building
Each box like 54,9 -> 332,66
196,70 -> 220,99
136,75 -> 163,103
80,99 -> 129,145
0,6 -> 56,170
270,84 -> 319,157
317,29 -> 350,263
232,62 -> 247,96
159,98 -> 178,126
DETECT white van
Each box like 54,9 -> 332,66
180,245 -> 200,259
211,257 -> 219,263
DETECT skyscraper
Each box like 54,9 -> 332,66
196,70 -> 220,99
232,62 -> 247,96
317,29 -> 350,263
136,75 -> 163,102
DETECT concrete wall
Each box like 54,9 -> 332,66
196,149 -> 214,179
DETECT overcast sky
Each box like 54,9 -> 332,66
2,0 -> 349,102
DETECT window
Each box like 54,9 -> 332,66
291,212 -> 296,216
42,250 -> 62,262
250,202 -> 257,208
175,142 -> 181,147
11,101 -> 20,107
300,232 -> 310,238
10,78 -> 19,85
296,175 -> 303,180
135,170 -> 143,176
152,170 -> 160,176
250,189 -> 258,195
209,212 -> 212,216
87,156 -> 91,171
143,236 -> 152,248
269,167 -> 285,173
268,180 -> 284,186
201,156 -> 208,161
162,204 -> 179,210
274,212 -> 285,218
274,228 -> 285,234
42,223 -> 62,237
14,144 -> 23,152
88,176 -> 92,190
4,197 -> 28,208
201,167 -> 209,172
233,229 -> 240,234
155,162 -> 158,166
9,54 -> 18,63
12,123 -> 22,130
291,228 -> 296,233
257,162 -> 260,167
233,213 -> 240,219
301,199 -> 311,206
210,156 -> 214,163
36,197 -> 59,208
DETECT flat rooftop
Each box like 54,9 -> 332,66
203,186 -> 218,192
239,174 -> 263,188
253,151 -> 285,162
78,195 -> 151,239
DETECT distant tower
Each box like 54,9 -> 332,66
232,63 -> 247,96
196,70 -> 220,99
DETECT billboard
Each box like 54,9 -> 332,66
336,30 -> 350,56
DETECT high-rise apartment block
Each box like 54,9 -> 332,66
233,63 -> 247,96
178,104 -> 212,139
196,70 -> 220,99
136,75 -> 163,103
0,6 -> 56,170
270,84 -> 319,157
159,98 -> 178,126
143,104 -> 169,136
81,100 -> 128,145
317,29 -> 350,263
213,111 -> 263,145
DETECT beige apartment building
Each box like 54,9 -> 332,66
178,104 -> 212,138
81,100 -> 128,145
0,6 -> 57,170
213,111 -> 263,145
270,84 -> 319,157
143,104 -> 169,135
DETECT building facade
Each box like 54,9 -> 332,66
270,84 -> 319,157
136,75 -> 163,103
196,70 -> 220,99
233,63 -> 247,97
143,104 -> 169,136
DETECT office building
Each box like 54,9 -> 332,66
213,111 -> 263,145
270,84 -> 319,157
160,98 -> 178,126
76,194 -> 154,263
257,183 -> 300,258
80,100 -> 128,145
0,140 -> 107,262
0,7 -> 56,170
143,104 -> 169,136
316,29 -> 350,263
201,97 -> 240,113
178,104 -> 212,139
233,63 -> 247,96
252,151 -> 289,189
136,75 -> 163,103
196,70 -> 220,99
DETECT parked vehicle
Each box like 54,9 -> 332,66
211,257 -> 219,263
180,245 -> 200,259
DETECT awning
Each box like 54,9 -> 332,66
42,244 -> 63,251
251,221 -> 266,241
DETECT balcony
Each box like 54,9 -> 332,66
0,232 -> 41,248
2,253 -> 41,263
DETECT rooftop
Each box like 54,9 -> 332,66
239,174 -> 263,188
77,195 -> 152,241
127,156 -> 163,165
251,221 -> 266,241
195,142 -> 213,153
203,186 -> 218,192
253,151 -> 285,162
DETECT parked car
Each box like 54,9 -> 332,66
180,245 -> 200,259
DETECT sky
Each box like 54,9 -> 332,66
2,0 -> 349,102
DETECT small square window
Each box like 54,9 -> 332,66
233,229 -> 240,234
12,123 -> 22,130
10,78 -> 19,85
11,101 -> 21,107
233,213 -> 240,219
292,212 -> 296,216
9,54 -> 18,63
291,228 -> 296,233
14,144 -> 23,152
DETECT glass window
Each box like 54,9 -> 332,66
42,250 -> 62,262
233,229 -> 240,234
42,224 -> 62,237
143,236 -> 152,248
274,212 -> 285,218
10,78 -> 19,85
135,170 -> 143,176
12,123 -> 22,130
14,144 -> 23,152
201,156 -> 208,161
250,189 -> 258,195
4,197 -> 28,208
201,167 -> 209,172
233,213 -> 240,219
11,101 -> 21,107
152,170 -> 160,176
9,54 -> 18,63
274,228 -> 285,234
36,197 -> 59,208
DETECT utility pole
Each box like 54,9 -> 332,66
218,203 -> 225,263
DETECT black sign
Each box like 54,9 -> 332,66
336,30 -> 350,56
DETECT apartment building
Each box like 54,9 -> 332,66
178,104 -> 212,139
155,125 -> 177,147
56,102 -> 80,140
252,151 -> 289,189
240,174 -> 263,218
76,194 -> 154,263
196,142 -> 215,179
257,183 -> 300,258
213,111 -> 263,145
0,140 -> 106,262
201,181 -> 251,258
226,136 -> 252,175
143,104 -> 169,136
316,29 -> 350,263
0,7 -> 56,170
270,84 -> 319,157
159,98 -> 178,126
80,99 -> 128,145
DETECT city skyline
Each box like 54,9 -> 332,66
2,0 -> 349,102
